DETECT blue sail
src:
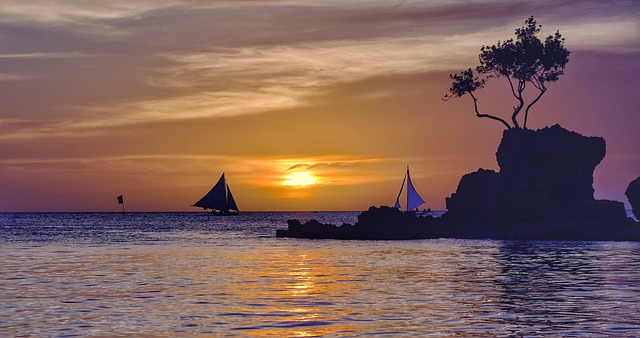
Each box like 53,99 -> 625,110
192,172 -> 239,213
406,168 -> 425,211
394,166 -> 425,211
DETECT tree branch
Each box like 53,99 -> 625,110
531,74 -> 543,90
523,87 -> 546,129
511,79 -> 525,129
470,92 -> 512,129
446,17 -> 570,130
506,76 -> 519,100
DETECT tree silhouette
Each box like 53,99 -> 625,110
445,16 -> 570,129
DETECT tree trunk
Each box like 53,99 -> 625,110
471,94 -> 512,129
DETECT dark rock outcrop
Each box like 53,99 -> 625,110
276,206 -> 441,240
277,125 -> 639,240
626,177 -> 640,220
443,124 -> 625,226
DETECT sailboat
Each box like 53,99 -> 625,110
393,166 -> 426,212
192,172 -> 239,215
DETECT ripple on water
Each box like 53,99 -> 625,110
2,214 -> 640,336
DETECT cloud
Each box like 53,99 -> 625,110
156,36 -> 481,88
0,73 -> 33,81
1,34 -> 481,140
0,52 -> 90,59
1,0 -> 638,141
559,19 -> 640,53
0,1 -> 179,24
278,157 -> 398,187
102,36 -> 480,120
286,161 -> 374,172
286,164 -> 311,171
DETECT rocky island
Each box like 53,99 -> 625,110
276,18 -> 639,241
276,125 -> 640,241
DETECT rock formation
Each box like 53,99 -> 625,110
443,125 -> 627,226
277,206 -> 440,240
626,177 -> 640,220
277,125 -> 639,240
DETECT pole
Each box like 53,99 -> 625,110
117,195 -> 125,214
406,166 -> 410,212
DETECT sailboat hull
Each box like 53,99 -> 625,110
210,210 -> 240,216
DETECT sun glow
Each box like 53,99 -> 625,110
283,171 -> 318,187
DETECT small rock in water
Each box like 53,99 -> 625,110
626,177 -> 640,220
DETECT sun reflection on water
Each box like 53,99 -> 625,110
220,248 -> 361,336
5,230 -> 640,337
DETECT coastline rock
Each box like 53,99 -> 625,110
276,124 -> 639,240
443,169 -> 500,225
276,206 -> 441,240
443,124 -> 615,226
626,177 -> 640,220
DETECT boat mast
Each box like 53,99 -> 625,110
394,170 -> 406,209
406,166 -> 410,212
222,172 -> 228,212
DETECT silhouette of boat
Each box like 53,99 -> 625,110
192,172 -> 239,215
393,166 -> 426,213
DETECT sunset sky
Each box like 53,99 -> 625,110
1,0 -> 639,212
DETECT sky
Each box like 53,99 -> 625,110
1,0 -> 639,212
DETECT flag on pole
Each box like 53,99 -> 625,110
117,195 -> 125,214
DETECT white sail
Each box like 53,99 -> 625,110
192,172 -> 239,213
406,168 -> 425,211
393,166 -> 425,212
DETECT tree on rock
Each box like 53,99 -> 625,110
444,16 -> 570,130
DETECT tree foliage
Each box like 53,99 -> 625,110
445,16 -> 570,129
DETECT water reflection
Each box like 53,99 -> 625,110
2,239 -> 640,336
494,241 -> 640,336
212,245 -> 361,336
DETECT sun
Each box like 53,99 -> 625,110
283,171 -> 318,187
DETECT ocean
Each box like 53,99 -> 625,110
2,212 -> 640,337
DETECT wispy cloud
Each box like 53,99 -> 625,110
0,1 -> 178,24
276,157 -> 396,186
155,36 -> 483,89
1,0 -> 638,140
559,19 -> 640,53
286,160 -> 377,172
0,73 -> 33,81
66,36 -> 481,126
2,35 -> 479,139
0,52 -> 90,59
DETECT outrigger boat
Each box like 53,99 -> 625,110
192,172 -> 239,216
393,166 -> 428,214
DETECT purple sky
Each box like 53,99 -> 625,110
1,0 -> 639,211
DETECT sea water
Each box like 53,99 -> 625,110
2,212 -> 640,337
